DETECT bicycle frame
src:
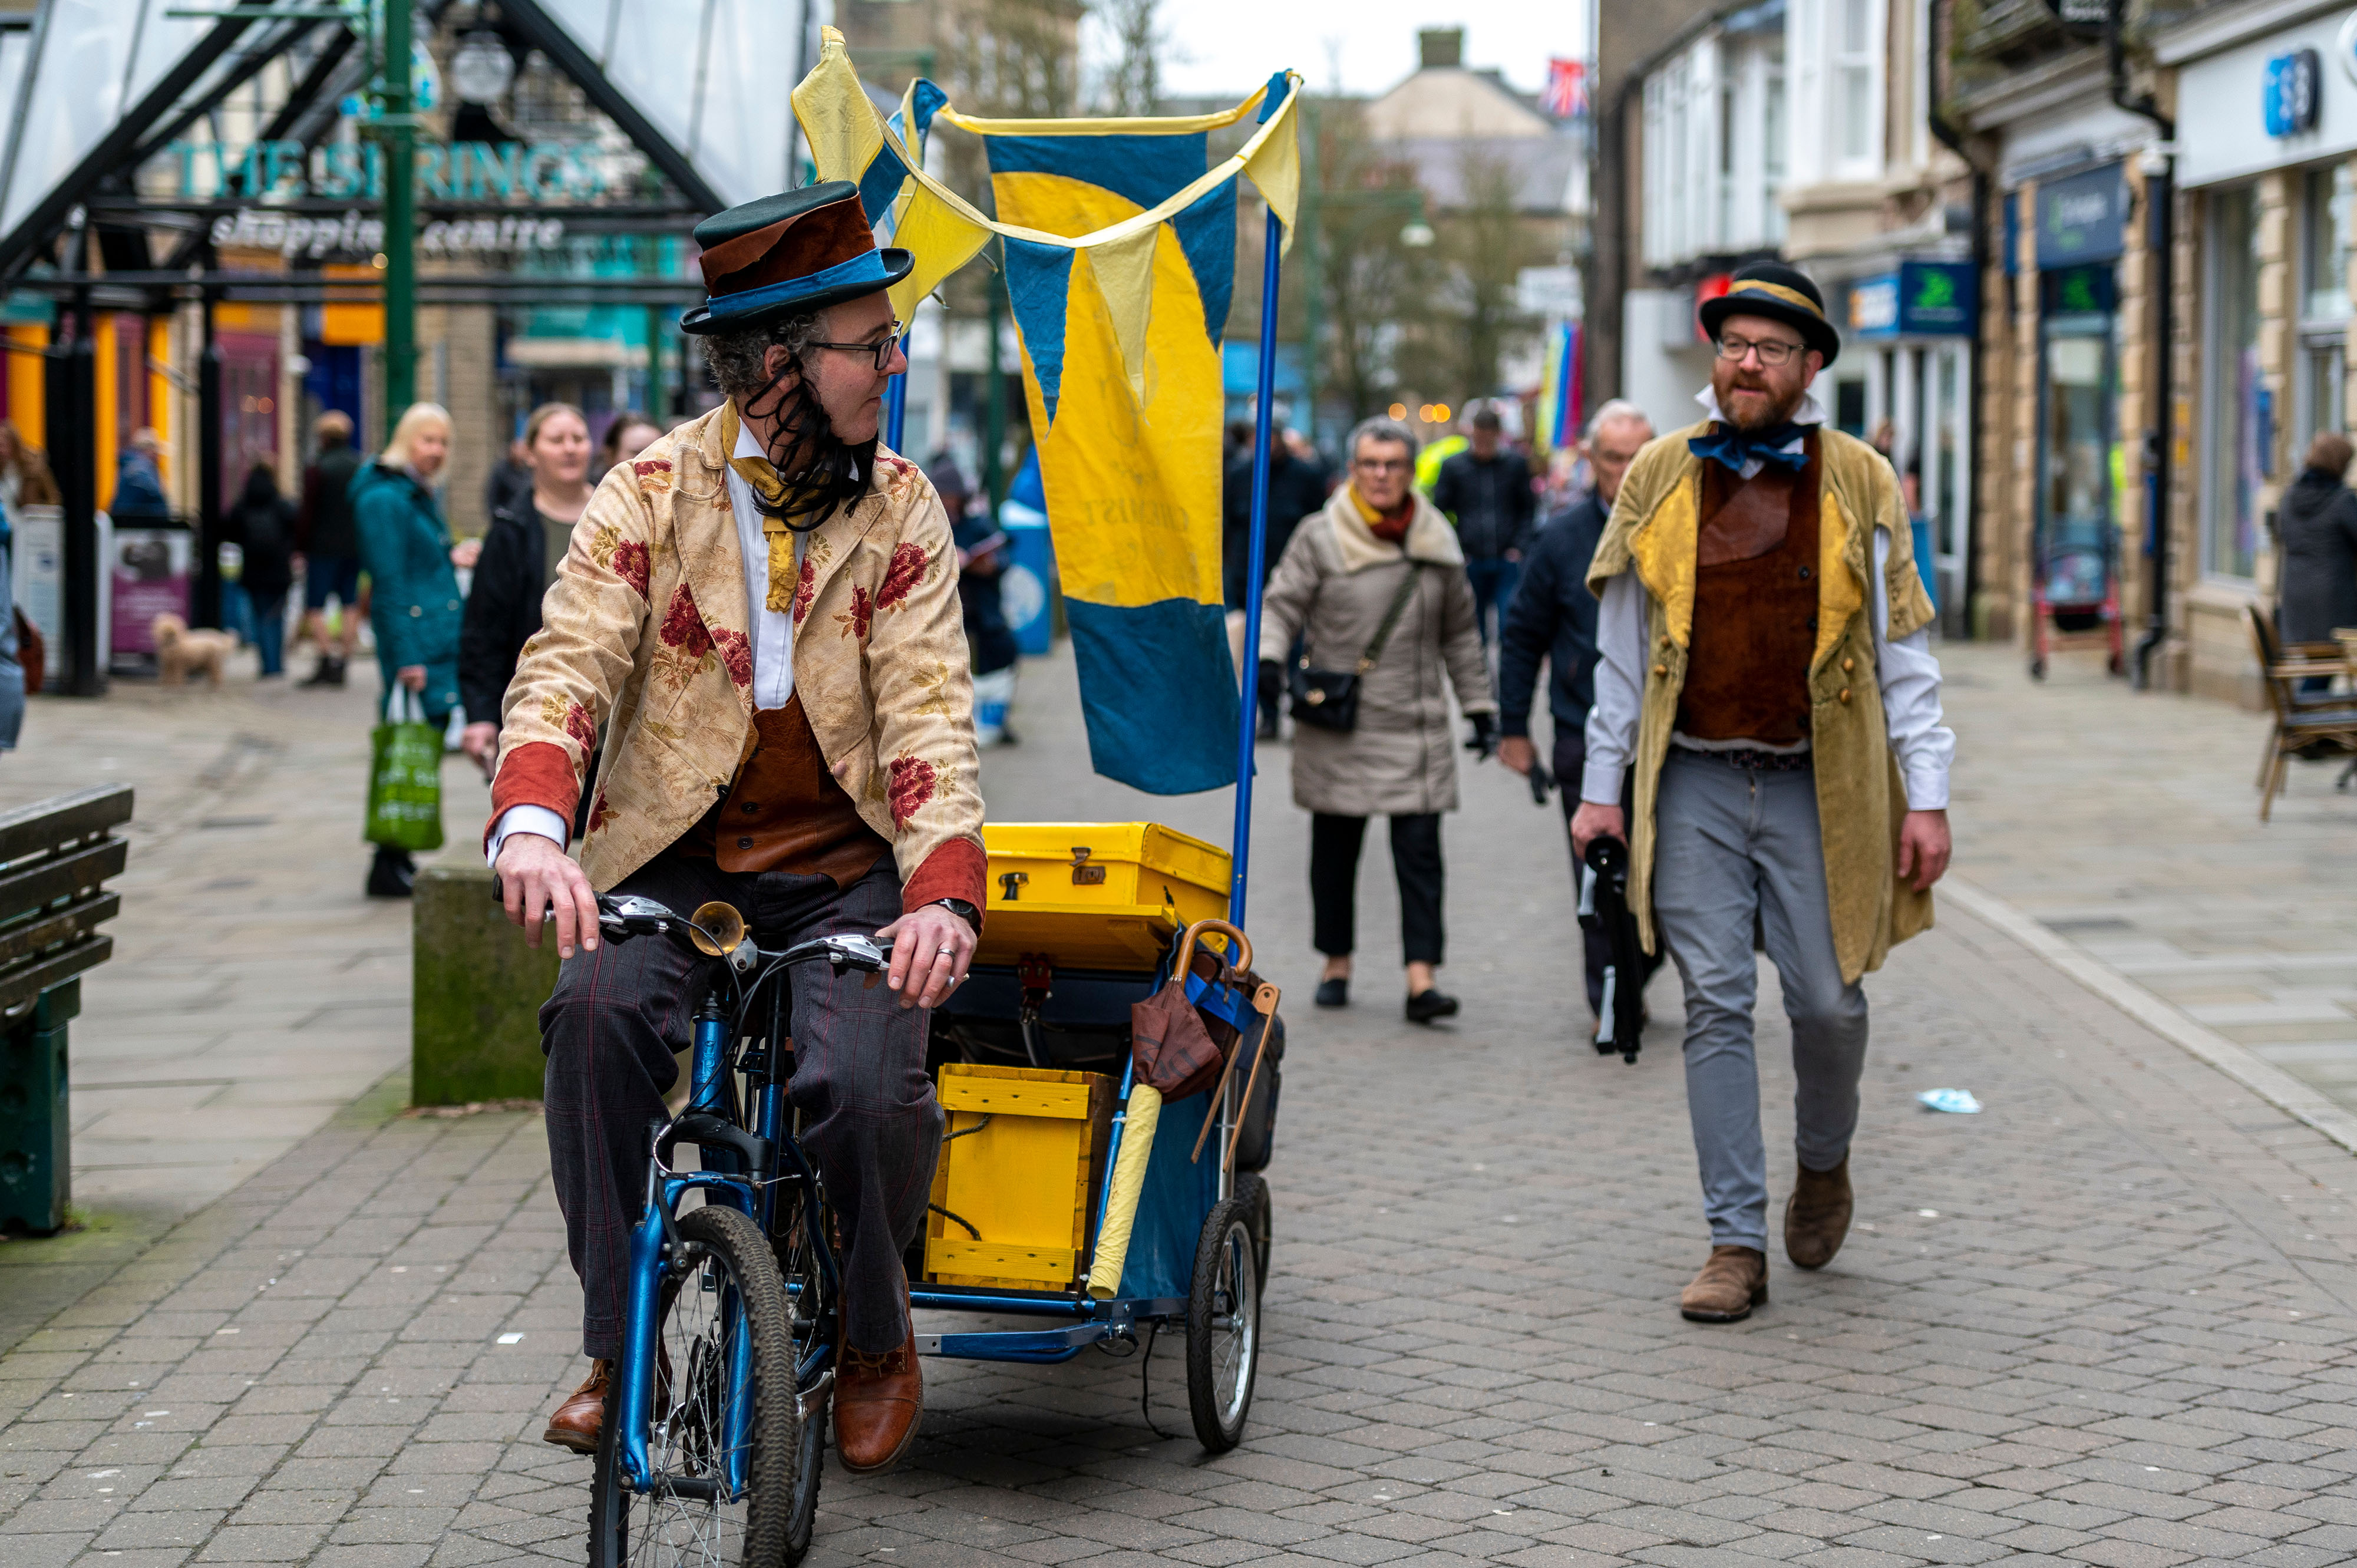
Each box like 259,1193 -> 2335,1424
611,969 -> 840,1498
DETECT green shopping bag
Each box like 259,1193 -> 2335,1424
366,686 -> 446,852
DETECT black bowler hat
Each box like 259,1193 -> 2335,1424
680,182 -> 914,335
1698,261 -> 1841,367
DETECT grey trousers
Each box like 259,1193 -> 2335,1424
1650,750 -> 1869,1252
542,853 -> 942,1356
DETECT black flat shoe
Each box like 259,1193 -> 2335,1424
1314,977 -> 1348,1008
1405,989 -> 1459,1024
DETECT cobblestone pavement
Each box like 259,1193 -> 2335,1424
1938,642 -> 2357,1129
5,644 -> 2357,1566
0,656 -> 473,1350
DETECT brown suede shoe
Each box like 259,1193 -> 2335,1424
543,1360 -> 610,1453
1679,1245 -> 1768,1322
1784,1155 -> 1854,1270
834,1286 -> 923,1475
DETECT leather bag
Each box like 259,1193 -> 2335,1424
1288,562 -> 1424,732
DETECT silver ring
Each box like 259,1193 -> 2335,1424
936,945 -> 955,956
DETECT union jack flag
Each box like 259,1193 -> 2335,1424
1543,57 -> 1587,120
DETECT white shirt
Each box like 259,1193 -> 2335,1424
487,413 -> 799,863
1580,384 -> 1955,812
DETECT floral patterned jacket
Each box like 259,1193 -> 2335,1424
488,404 -> 986,915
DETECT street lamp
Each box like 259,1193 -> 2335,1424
1399,222 -> 1435,248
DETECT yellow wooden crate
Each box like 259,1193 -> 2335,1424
923,1062 -> 1115,1292
976,821 -> 1231,970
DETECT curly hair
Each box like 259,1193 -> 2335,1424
702,312 -> 872,528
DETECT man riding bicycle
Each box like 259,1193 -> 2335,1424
487,183 -> 986,1477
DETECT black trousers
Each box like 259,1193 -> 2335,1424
542,853 -> 940,1356
1310,811 -> 1444,966
1553,728 -> 1666,1016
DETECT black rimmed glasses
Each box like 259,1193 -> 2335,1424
1714,332 -> 1805,368
810,322 -> 906,372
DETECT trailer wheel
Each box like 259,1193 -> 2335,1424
1184,1195 -> 1261,1453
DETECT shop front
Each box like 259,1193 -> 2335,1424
2029,163 -> 2130,667
2159,4 -> 2357,701
1842,260 -> 1979,631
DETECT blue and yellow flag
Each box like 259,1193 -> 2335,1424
794,31 -> 1300,794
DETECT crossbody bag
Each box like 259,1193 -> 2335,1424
1288,561 -> 1424,734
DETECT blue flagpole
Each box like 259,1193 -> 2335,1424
884,373 -> 908,453
1230,207 -> 1284,928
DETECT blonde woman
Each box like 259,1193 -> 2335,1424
460,402 -> 593,772
354,402 -> 470,896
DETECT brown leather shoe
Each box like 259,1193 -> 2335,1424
1784,1155 -> 1854,1270
834,1286 -> 923,1475
1679,1245 -> 1768,1322
543,1359 -> 610,1453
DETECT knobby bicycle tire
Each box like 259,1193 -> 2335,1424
588,1203 -> 799,1568
772,1200 -> 829,1565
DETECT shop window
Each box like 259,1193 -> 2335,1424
2206,185 -> 2263,580
2299,163 -> 2353,454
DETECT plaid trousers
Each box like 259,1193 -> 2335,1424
541,853 -> 942,1356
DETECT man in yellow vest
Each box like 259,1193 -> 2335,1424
1570,263 -> 1954,1323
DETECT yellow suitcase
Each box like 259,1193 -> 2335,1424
976,821 -> 1230,970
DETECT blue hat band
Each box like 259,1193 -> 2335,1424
701,249 -> 893,324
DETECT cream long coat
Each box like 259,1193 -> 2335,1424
490,404 -> 985,905
1257,488 -> 1497,818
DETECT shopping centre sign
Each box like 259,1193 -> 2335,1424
155,136 -> 608,204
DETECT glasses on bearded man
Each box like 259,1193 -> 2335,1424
1714,332 -> 1806,368
807,323 -> 907,372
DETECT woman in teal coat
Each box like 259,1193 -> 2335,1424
353,401 -> 477,896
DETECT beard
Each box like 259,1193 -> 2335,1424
741,368 -> 874,529
1711,365 -> 1807,433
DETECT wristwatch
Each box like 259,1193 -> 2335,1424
931,897 -> 980,932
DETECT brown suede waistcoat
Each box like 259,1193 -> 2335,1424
1676,436 -> 1821,745
682,693 -> 892,885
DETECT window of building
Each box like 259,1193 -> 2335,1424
1838,0 -> 1873,163
2206,184 -> 2264,580
1763,46 -> 1787,245
2298,162 -> 2353,453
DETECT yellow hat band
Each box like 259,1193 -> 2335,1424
1721,279 -> 1825,321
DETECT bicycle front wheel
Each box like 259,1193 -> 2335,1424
589,1203 -> 798,1568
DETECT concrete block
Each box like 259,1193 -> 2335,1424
410,866 -> 557,1107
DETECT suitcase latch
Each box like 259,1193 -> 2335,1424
1068,847 -> 1105,886
998,870 -> 1028,902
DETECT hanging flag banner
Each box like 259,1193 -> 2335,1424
1543,58 -> 1589,120
794,31 -> 1300,795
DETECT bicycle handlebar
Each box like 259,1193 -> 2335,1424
490,877 -> 889,973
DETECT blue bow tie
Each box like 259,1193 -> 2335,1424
1688,421 -> 1811,476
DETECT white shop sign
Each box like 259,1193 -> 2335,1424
2176,9 -> 2357,187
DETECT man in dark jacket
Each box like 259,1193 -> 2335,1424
1431,407 -> 1536,649
295,411 -> 367,686
1497,400 -> 1660,1029
2277,431 -> 2357,689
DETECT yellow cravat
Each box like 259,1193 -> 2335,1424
721,400 -> 804,613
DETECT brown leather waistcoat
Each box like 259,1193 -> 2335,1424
1676,437 -> 1821,745
681,692 -> 892,885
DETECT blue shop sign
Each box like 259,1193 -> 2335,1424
1847,262 -> 1978,339
2264,47 -> 2323,137
2035,162 -> 2126,268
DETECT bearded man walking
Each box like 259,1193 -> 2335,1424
488,183 -> 986,1471
1570,263 -> 1954,1322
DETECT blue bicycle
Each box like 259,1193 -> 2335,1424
577,892 -> 874,1568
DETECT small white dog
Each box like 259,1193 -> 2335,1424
151,612 -> 235,688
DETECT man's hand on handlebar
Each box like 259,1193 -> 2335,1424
875,902 -> 976,1010
1570,800 -> 1625,860
497,832 -> 600,958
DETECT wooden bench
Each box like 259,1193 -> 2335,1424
0,785 -> 131,1234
